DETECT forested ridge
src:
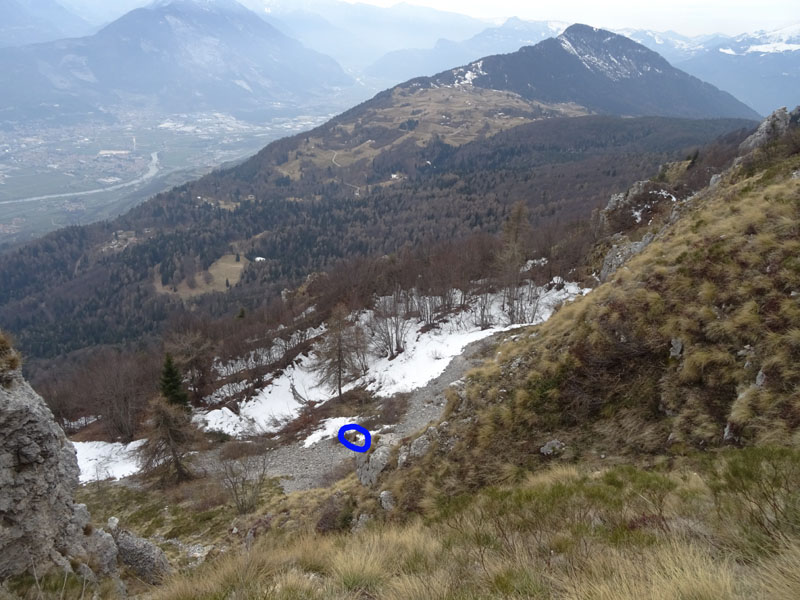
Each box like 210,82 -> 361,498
0,116 -> 753,362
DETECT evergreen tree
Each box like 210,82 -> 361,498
159,353 -> 188,407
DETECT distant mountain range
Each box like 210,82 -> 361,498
0,0 -> 354,123
0,0 -> 92,47
678,24 -> 800,116
364,18 -> 568,84
0,20 -> 761,359
244,0 -> 488,71
365,19 -> 799,116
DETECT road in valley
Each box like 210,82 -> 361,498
0,152 -> 161,206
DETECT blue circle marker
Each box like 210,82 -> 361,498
337,424 -> 372,453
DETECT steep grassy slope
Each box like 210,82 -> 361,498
388,120 -> 800,505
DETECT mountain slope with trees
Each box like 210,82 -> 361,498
0,24 -> 762,365
0,116 -> 753,363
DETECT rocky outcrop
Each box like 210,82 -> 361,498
379,490 -> 396,511
0,360 -> 178,588
356,443 -> 392,487
599,232 -> 654,282
738,106 -> 799,153
0,364 -> 120,580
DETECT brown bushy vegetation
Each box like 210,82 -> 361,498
0,330 -> 20,386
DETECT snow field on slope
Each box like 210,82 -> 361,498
196,279 -> 589,441
73,439 -> 146,483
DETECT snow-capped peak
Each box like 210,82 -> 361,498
558,25 -> 664,81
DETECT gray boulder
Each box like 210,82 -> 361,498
0,364 -> 117,579
379,490 -> 396,511
540,439 -> 566,457
356,444 -> 392,487
669,338 -> 684,359
756,369 -> 767,388
351,513 -> 371,533
396,445 -> 410,469
409,433 -> 432,460
114,530 -> 171,585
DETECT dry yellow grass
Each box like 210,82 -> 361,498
562,542 -> 748,600
274,86 -> 589,183
154,254 -> 249,298
145,458 -> 800,600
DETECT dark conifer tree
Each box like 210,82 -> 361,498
159,353 -> 188,407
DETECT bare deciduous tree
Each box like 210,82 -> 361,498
496,202 -> 533,324
218,443 -> 271,514
139,398 -> 200,484
368,288 -> 412,359
312,304 -> 367,398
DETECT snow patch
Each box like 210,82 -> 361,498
746,42 -> 800,53
302,416 -> 358,448
195,280 -> 590,438
73,440 -> 146,483
452,60 -> 486,87
521,258 -> 548,272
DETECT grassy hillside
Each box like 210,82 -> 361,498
127,122 -> 800,599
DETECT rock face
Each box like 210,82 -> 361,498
0,364 -> 117,580
738,106 -> 798,153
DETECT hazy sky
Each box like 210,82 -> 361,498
341,0 -> 798,36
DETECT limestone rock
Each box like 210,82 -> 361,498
351,513 -> 371,533
669,338 -> 684,359
409,433 -> 432,460
396,445 -> 410,469
0,365 -> 116,579
739,107 -> 792,153
540,439 -> 566,457
599,233 -> 654,282
756,369 -> 766,388
356,444 -> 392,487
115,530 -> 171,585
379,490 -> 395,511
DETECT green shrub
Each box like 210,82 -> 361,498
710,447 -> 800,552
